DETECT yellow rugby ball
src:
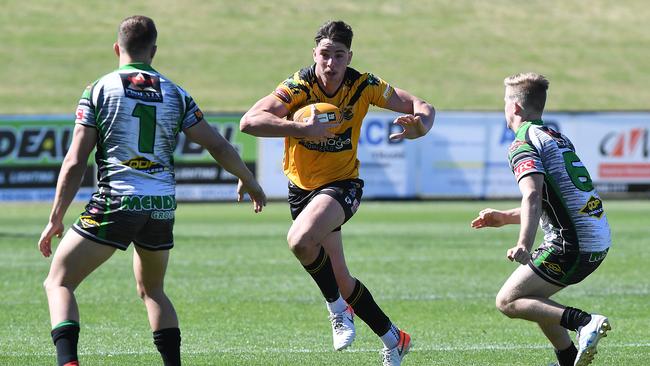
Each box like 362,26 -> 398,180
292,102 -> 342,124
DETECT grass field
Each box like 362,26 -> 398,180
1,0 -> 649,114
1,200 -> 648,365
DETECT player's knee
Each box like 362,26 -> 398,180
136,282 -> 147,300
42,277 -> 51,292
43,275 -> 62,293
136,281 -> 164,301
495,293 -> 515,317
286,229 -> 316,256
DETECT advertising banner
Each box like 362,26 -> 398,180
0,115 -> 256,201
3,112 -> 648,201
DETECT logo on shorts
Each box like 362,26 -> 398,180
589,250 -> 608,262
541,261 -> 564,275
121,195 -> 176,211
122,157 -> 167,174
79,215 -> 100,228
151,211 -> 175,220
351,199 -> 360,213
579,195 -> 604,219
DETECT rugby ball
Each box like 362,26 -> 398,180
292,102 -> 342,124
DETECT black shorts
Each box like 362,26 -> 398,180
288,178 -> 364,232
529,242 -> 609,287
71,193 -> 176,251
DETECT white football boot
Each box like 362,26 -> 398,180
381,330 -> 412,366
329,305 -> 355,350
574,314 -> 611,366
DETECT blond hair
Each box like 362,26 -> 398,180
504,72 -> 549,114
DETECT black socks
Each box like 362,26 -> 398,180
51,321 -> 80,366
555,343 -> 578,366
153,327 -> 181,366
346,279 -> 392,336
303,247 -> 340,302
560,306 -> 592,331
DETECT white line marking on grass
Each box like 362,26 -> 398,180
6,342 -> 649,357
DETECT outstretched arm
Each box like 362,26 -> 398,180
471,207 -> 521,228
384,87 -> 435,140
184,120 -> 267,212
38,124 -> 97,257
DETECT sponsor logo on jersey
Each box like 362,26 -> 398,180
122,157 -> 167,174
382,84 -> 393,100
299,127 -> 353,153
513,159 -> 536,178
282,79 -> 304,95
121,72 -> 163,102
579,195 -> 604,219
272,87 -> 292,104
367,73 -> 380,86
540,126 -> 571,148
79,215 -> 100,228
341,105 -> 354,121
508,140 -> 527,153
193,109 -> 204,122
121,195 -> 176,211
75,107 -> 85,121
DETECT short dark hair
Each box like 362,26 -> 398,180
118,15 -> 157,57
315,20 -> 353,49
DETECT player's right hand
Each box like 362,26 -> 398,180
237,179 -> 267,213
471,208 -> 507,228
38,221 -> 64,258
301,105 -> 337,142
506,244 -> 531,264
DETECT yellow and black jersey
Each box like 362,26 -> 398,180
271,64 -> 394,190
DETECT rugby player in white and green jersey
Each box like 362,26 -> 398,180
38,15 -> 266,366
472,73 -> 611,366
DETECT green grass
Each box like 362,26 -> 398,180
1,200 -> 648,365
1,0 -> 649,114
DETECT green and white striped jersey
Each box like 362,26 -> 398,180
508,120 -> 611,252
75,63 -> 203,196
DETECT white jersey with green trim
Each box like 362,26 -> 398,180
507,121 -> 611,252
74,63 -> 204,196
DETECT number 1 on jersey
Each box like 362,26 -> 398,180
132,103 -> 156,153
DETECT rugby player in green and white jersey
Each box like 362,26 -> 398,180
471,73 -> 611,366
37,16 -> 266,366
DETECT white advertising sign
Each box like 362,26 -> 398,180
258,112 -> 650,199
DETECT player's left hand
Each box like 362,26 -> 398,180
38,221 -> 64,258
506,244 -> 531,264
237,179 -> 267,213
389,115 -> 427,140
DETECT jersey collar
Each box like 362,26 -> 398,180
514,120 -> 543,137
119,63 -> 157,72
